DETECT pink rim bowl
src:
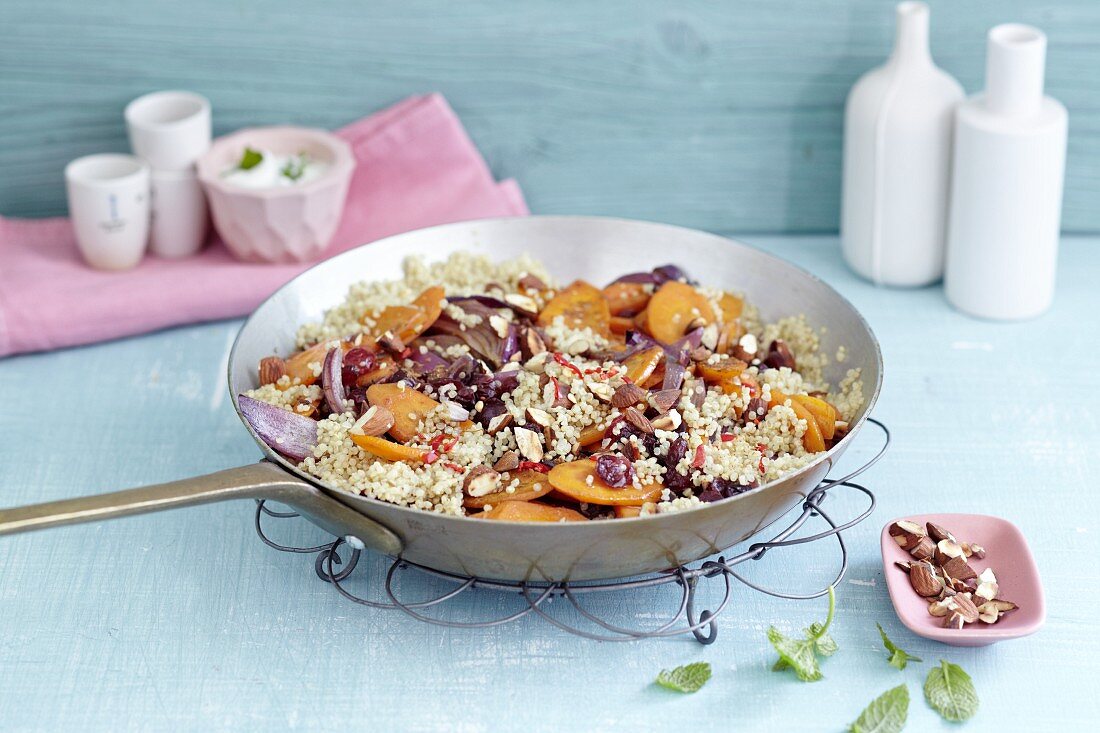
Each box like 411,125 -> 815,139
880,513 -> 1045,647
196,126 -> 355,263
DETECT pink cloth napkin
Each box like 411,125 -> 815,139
0,94 -> 527,357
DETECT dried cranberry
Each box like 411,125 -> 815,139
710,477 -> 759,498
664,468 -> 693,492
475,399 -> 508,429
764,339 -> 796,370
665,436 -> 688,469
698,487 -> 724,503
342,348 -> 376,385
596,454 -> 635,488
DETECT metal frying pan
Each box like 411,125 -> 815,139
0,216 -> 882,582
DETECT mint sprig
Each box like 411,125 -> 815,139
236,147 -> 263,171
768,585 -> 837,682
924,660 -> 978,722
655,662 -> 711,693
877,623 -> 922,670
281,153 -> 308,181
848,684 -> 909,733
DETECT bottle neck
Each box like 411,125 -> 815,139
984,24 -> 1046,118
888,2 -> 933,70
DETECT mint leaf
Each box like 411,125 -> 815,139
237,147 -> 263,170
877,623 -> 922,670
924,660 -> 978,722
281,153 -> 308,181
769,586 -> 837,682
655,662 -> 711,693
848,684 -> 909,733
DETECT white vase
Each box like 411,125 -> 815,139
841,1 -> 964,287
944,24 -> 1067,320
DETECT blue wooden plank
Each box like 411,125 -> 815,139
1,0 -> 1098,232
0,236 -> 1096,731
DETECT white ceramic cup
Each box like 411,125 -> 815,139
125,91 -> 212,171
65,154 -> 151,270
149,168 -> 209,258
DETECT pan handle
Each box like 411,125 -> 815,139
0,461 -> 402,555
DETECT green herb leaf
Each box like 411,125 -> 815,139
237,147 -> 263,171
924,660 -> 979,722
848,684 -> 909,733
655,662 -> 711,693
280,154 -> 308,181
768,586 -> 837,682
877,623 -> 922,670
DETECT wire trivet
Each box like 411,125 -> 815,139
255,418 -> 888,644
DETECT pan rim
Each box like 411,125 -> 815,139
228,214 -> 883,528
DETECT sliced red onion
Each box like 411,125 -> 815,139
653,264 -> 689,283
662,358 -> 686,391
238,395 -> 318,461
321,347 -> 346,415
611,271 -> 662,285
407,349 -> 449,374
498,322 -> 519,364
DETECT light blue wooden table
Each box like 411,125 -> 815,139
1,235 -> 1095,731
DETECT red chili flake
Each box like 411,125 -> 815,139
552,352 -> 584,379
424,450 -> 439,464
518,461 -> 550,473
442,436 -> 459,452
720,433 -> 734,442
692,444 -> 706,468
429,434 -> 447,450
755,443 -> 768,474
443,461 -> 465,473
741,376 -> 760,398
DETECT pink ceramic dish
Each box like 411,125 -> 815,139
197,126 -> 355,262
880,513 -> 1045,647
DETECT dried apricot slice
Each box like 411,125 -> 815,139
536,280 -> 611,337
622,346 -> 664,385
792,394 -> 838,441
577,423 -> 608,447
404,285 -> 446,341
614,505 -> 643,518
697,357 -> 748,385
350,433 -> 429,463
602,282 -> 651,316
369,305 -> 420,342
718,292 -> 743,322
366,383 -> 442,442
548,459 -> 664,506
463,469 -> 554,509
645,281 -> 716,344
474,500 -> 588,522
769,390 -> 826,453
609,315 -> 635,335
284,341 -> 331,386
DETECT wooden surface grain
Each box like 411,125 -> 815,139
0,235 -> 1096,731
2,0 -> 1099,232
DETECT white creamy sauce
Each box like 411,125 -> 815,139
221,149 -> 330,189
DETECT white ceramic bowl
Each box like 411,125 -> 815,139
196,126 -> 355,263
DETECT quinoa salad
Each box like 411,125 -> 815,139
238,252 -> 864,522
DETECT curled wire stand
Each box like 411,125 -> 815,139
255,418 -> 889,644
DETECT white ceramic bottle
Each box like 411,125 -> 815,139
944,25 -> 1067,320
841,1 -> 964,287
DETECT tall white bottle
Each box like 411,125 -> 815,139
944,25 -> 1067,320
841,2 -> 963,287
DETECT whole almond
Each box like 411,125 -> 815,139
463,466 -> 502,497
259,356 -> 287,385
622,406 -> 654,434
513,427 -> 544,462
350,405 -> 395,437
888,519 -> 927,551
941,555 -> 978,582
611,383 -> 647,409
649,389 -> 681,414
493,450 -> 521,472
909,535 -> 936,561
926,522 -> 955,543
909,562 -> 943,597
